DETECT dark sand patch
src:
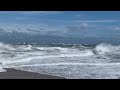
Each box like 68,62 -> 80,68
0,68 -> 65,79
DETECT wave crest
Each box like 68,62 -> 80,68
93,43 -> 120,55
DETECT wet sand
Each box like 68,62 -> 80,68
0,68 -> 65,79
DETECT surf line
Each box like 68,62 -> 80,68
6,62 -> 120,68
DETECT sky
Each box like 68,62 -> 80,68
0,11 -> 120,38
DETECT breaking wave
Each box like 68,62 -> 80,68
93,43 -> 120,54
0,42 -> 120,78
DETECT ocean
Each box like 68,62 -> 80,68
0,42 -> 120,79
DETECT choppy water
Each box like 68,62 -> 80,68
0,42 -> 120,79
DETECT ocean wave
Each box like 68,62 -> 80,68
93,43 -> 120,55
0,42 -> 120,78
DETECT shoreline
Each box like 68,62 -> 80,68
0,68 -> 65,79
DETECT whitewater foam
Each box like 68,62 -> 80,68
0,42 -> 16,51
0,42 -> 120,78
93,43 -> 120,55
8,62 -> 120,68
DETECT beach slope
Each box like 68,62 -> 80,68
0,68 -> 65,79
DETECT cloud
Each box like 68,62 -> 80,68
66,23 -> 94,32
20,11 -> 63,15
114,27 -> 120,30
76,14 -> 84,17
15,17 -> 28,20
79,23 -> 89,29
46,20 -> 118,24
75,14 -> 86,19
0,11 -> 50,16
0,22 -> 67,36
75,20 -> 118,23
66,26 -> 80,31
111,26 -> 120,31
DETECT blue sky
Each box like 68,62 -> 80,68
0,11 -> 120,38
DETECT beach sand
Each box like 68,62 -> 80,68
0,68 -> 65,79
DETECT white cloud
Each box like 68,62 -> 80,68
75,20 -> 118,23
80,23 -> 88,27
75,14 -> 85,19
111,26 -> 120,30
66,22 -> 116,34
76,14 -> 84,17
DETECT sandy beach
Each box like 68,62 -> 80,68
0,68 -> 65,79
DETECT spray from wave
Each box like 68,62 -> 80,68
0,42 -> 120,78
93,43 -> 120,54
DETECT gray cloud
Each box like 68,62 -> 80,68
0,28 -> 5,31
67,26 -> 80,31
0,22 -> 67,36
